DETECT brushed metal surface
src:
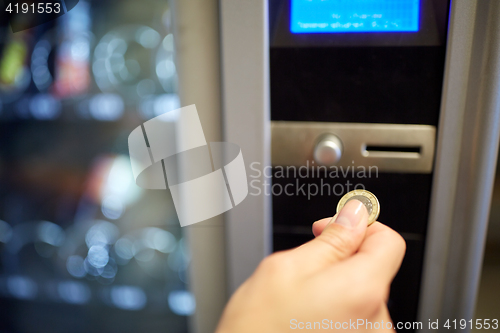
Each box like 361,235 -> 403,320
272,121 -> 436,173
313,134 -> 343,165
419,0 -> 500,329
220,0 -> 272,295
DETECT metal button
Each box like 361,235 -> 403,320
313,134 -> 343,166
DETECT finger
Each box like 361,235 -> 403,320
292,200 -> 368,274
320,222 -> 406,289
312,216 -> 334,237
355,222 -> 406,283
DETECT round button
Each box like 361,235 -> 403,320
313,134 -> 343,165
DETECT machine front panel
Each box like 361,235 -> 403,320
269,0 -> 450,327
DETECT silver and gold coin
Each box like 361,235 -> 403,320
336,190 -> 380,226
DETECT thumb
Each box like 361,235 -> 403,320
293,200 -> 369,271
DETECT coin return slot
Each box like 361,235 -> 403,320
363,145 -> 422,158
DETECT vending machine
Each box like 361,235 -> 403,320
270,0 -> 448,324
220,0 -> 500,331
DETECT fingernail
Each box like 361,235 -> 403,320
333,200 -> 367,228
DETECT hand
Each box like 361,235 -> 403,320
216,200 -> 406,332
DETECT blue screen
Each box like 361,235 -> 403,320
291,0 -> 420,33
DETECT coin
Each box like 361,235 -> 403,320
336,190 -> 380,226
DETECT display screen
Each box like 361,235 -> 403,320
290,0 -> 420,33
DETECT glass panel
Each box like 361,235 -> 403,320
0,1 -> 191,332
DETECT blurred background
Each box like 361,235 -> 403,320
0,1 -> 194,332
0,0 -> 499,332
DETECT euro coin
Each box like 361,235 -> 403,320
336,190 -> 380,226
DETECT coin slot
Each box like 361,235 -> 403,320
362,145 -> 422,158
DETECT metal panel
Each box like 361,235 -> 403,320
171,1 -> 226,332
418,0 -> 500,329
272,121 -> 436,173
220,0 -> 272,293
